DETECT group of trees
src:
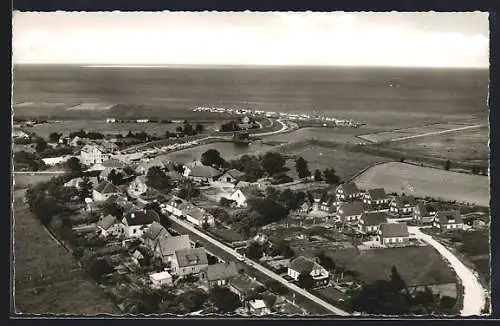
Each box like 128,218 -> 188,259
13,151 -> 46,171
229,154 -> 264,182
201,149 -> 227,169
69,130 -> 105,140
209,286 -> 241,313
145,166 -> 174,192
175,121 -> 204,137
312,168 -> 341,184
244,239 -> 295,261
295,157 -> 311,179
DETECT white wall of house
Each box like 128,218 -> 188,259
382,236 -> 408,244
288,268 -> 300,281
165,204 -> 183,216
150,273 -> 173,289
230,190 -> 247,207
92,190 -> 116,202
97,224 -> 123,238
171,260 -> 208,277
186,215 -> 202,226
80,147 -> 110,165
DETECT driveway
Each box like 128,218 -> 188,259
408,226 -> 487,316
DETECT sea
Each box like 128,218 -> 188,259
13,65 -> 489,122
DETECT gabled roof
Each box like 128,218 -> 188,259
337,182 -> 359,196
143,221 -> 169,240
175,247 -> 208,267
94,180 -> 121,194
233,186 -> 260,199
289,256 -> 323,274
97,215 -> 118,230
206,262 -> 238,281
229,275 -> 261,294
102,158 -> 126,168
361,211 -> 388,226
189,165 -> 222,178
103,194 -> 126,206
366,188 -> 387,200
165,171 -> 184,182
124,209 -> 159,226
436,210 -> 463,225
380,223 -> 409,238
158,235 -> 191,257
248,299 -> 267,310
64,176 -> 98,188
184,204 -> 208,221
392,195 -> 417,207
224,169 -> 245,180
338,201 -> 364,217
81,143 -> 106,153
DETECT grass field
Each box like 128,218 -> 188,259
386,126 -> 489,166
284,144 -> 392,180
12,187 -> 117,315
13,174 -> 55,190
353,162 -> 489,206
325,246 -> 456,286
262,127 -> 381,145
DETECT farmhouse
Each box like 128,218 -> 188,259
358,211 -> 388,234
337,201 -> 364,223
413,202 -> 436,225
363,188 -> 390,205
184,204 -> 215,227
92,180 -> 122,202
389,195 -> 417,216
171,247 -> 209,277
154,234 -> 191,264
96,215 -> 123,238
378,223 -> 410,245
142,221 -> 170,248
200,262 -> 239,286
319,195 -> 337,213
149,271 -> 173,289
288,256 -> 329,287
335,182 -> 362,201
80,143 -> 111,165
121,209 -> 159,238
184,163 -> 223,183
433,211 -> 464,231
128,176 -> 148,197
228,188 -> 252,208
218,169 -> 246,184
247,299 -> 271,316
229,275 -> 263,301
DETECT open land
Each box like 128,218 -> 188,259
13,184 -> 117,314
325,246 -> 457,286
354,162 -> 489,206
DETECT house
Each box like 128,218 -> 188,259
184,204 -> 215,227
142,221 -> 170,249
100,141 -> 119,153
183,161 -> 222,183
154,234 -> 191,264
135,160 -> 165,175
413,202 -> 436,225
363,188 -> 390,205
335,182 -> 361,201
200,262 -> 239,286
229,275 -> 262,300
96,214 -> 123,238
288,256 -> 329,287
337,201 -> 364,223
63,176 -> 98,189
69,136 -> 84,147
297,201 -> 312,214
92,180 -> 122,202
310,190 -> 325,211
171,247 -> 209,276
80,143 -> 111,165
121,209 -> 159,238
128,176 -> 148,197
358,211 -> 388,234
13,129 -> 30,140
433,211 -> 464,231
165,196 -> 185,216
389,196 -> 417,216
228,187 -> 259,208
131,249 -> 145,265
247,299 -> 271,316
379,223 -> 410,245
319,194 -> 337,213
149,271 -> 173,289
218,169 -> 246,184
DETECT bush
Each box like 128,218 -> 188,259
220,197 -> 235,207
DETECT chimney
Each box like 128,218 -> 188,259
131,213 -> 135,219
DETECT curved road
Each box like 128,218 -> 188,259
168,214 -> 350,316
409,226 -> 487,316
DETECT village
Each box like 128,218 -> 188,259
14,118 -> 490,316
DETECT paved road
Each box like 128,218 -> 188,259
409,226 -> 487,316
389,124 -> 484,143
167,214 -> 350,316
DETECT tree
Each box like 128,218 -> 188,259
297,272 -> 314,290
295,157 -> 311,179
209,286 -> 241,313
245,242 -> 264,260
49,132 -> 63,143
201,149 -> 226,168
87,258 -> 113,282
35,138 -> 48,153
14,151 -> 46,171
323,168 -> 341,184
265,280 -> 289,295
108,169 -> 125,186
314,169 -> 323,181
178,180 -> 200,200
262,152 -> 286,176
183,123 -> 194,136
66,157 -> 83,172
390,266 -> 407,293
195,124 -> 204,134
231,155 -> 264,182
278,189 -> 300,211
77,176 -> 93,199
272,240 -> 295,259
146,166 -> 173,191
445,160 -> 451,171
317,251 -> 336,271
263,293 -> 277,309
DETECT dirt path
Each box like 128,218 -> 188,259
388,124 -> 484,143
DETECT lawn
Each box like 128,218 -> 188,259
353,162 -> 489,206
210,228 -> 245,243
13,174 -> 56,190
283,144 -> 391,180
13,189 -> 118,315
325,246 -> 457,286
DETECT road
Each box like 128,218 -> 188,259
409,226 -> 487,316
166,214 -> 350,316
13,171 -> 67,175
389,124 -> 484,143
252,119 -> 288,137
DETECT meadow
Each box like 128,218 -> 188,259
353,162 -> 489,206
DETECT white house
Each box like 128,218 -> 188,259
287,256 -> 329,287
184,204 -> 215,227
80,143 -> 111,165
389,196 -> 417,216
121,209 -> 159,238
363,188 -> 390,205
337,201 -> 364,223
171,247 -> 209,276
92,180 -> 122,202
155,234 -> 192,264
149,271 -> 173,289
128,176 -> 148,197
247,299 -> 271,316
378,223 -> 410,245
433,211 -> 464,231
165,196 -> 185,216
358,211 -> 388,234
335,182 -> 362,201
228,189 -> 248,208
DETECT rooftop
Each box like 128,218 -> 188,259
96,215 -> 118,230
124,209 -> 159,226
94,180 -> 121,194
380,222 -> 409,238
149,271 -> 172,282
366,188 -> 387,200
175,247 -> 208,267
158,235 -> 191,257
361,211 -> 388,226
436,210 -> 463,224
337,182 -> 359,196
206,262 -> 239,281
338,201 -> 364,217
289,256 -> 324,274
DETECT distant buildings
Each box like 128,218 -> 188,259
335,182 -> 363,201
433,211 -> 464,231
80,143 -> 112,165
363,188 -> 390,205
390,196 -> 417,216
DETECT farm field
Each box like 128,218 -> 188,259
262,127 -> 380,145
353,162 -> 489,206
12,189 -> 118,315
385,126 -> 489,166
325,246 -> 457,286
13,174 -> 55,190
283,145 -> 392,180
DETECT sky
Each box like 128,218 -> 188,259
12,11 -> 489,67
